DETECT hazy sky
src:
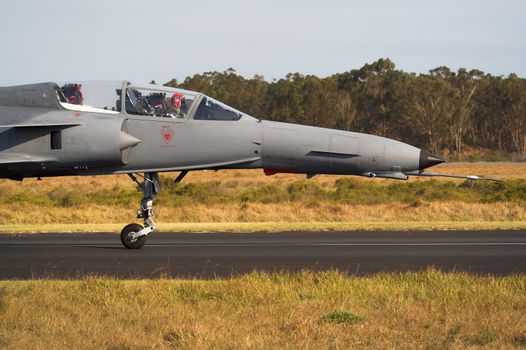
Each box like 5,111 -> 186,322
1,0 -> 524,86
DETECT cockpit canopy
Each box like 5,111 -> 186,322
55,81 -> 249,121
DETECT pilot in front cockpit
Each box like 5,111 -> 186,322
168,93 -> 185,118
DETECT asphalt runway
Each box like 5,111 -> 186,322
0,230 -> 525,279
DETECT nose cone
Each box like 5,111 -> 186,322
419,150 -> 444,169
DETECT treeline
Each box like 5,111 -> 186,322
165,59 -> 526,160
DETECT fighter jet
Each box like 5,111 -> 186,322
0,81 -> 500,248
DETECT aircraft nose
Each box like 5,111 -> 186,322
419,150 -> 444,169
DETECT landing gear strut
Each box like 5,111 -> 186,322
121,172 -> 160,249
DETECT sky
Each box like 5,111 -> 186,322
0,0 -> 525,86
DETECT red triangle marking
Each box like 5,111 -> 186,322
163,133 -> 172,143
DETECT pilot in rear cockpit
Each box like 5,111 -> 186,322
61,84 -> 83,105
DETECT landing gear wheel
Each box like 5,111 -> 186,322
121,223 -> 147,249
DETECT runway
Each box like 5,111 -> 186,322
1,230 -> 525,279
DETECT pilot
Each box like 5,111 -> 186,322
61,84 -> 83,105
169,93 -> 185,118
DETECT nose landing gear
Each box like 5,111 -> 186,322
121,172 -> 160,249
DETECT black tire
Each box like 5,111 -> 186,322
120,223 -> 147,249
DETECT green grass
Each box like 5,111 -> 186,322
321,310 -> 366,324
0,221 -> 524,234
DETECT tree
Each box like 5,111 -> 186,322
447,68 -> 480,158
492,75 -> 526,158
403,74 -> 456,155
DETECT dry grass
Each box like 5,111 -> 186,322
0,270 -> 524,349
0,201 -> 523,230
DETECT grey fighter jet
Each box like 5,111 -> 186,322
0,81 -> 499,248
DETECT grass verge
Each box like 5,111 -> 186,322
0,220 -> 524,234
0,270 -> 524,349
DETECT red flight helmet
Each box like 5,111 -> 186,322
171,93 -> 184,110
